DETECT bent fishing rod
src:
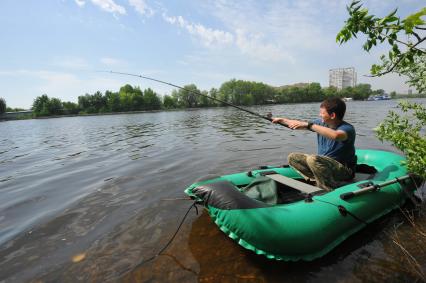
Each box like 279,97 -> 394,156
100,71 -> 289,128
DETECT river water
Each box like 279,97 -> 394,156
0,99 -> 425,282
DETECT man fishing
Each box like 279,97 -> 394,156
272,97 -> 356,191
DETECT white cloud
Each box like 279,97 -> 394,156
128,0 -> 154,17
73,0 -> 126,15
162,14 -> 234,48
75,0 -> 85,7
234,29 -> 295,63
90,0 -> 126,15
210,0 -> 338,52
162,2 -> 308,63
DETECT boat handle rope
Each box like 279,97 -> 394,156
99,70 -> 290,128
315,199 -> 368,225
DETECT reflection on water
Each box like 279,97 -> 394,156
0,99 -> 425,282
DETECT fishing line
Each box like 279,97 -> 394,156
118,201 -> 199,276
99,70 -> 289,128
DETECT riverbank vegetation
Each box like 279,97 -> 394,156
17,80 -> 423,118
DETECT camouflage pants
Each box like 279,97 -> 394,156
288,152 -> 353,191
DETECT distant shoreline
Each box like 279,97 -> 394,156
1,96 -> 425,122
0,106 -> 230,122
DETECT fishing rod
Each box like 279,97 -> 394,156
100,71 -> 289,128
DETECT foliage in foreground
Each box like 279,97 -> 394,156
337,1 -> 426,93
338,1 -> 426,179
376,101 -> 426,179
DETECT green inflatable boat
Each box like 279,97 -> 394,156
184,149 -> 418,261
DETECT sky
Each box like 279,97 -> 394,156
0,0 -> 424,108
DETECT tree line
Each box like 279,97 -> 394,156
29,80 -> 398,117
31,84 -> 163,116
0,79 -> 421,117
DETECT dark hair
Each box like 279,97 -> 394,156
320,97 -> 346,120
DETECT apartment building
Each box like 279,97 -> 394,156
329,67 -> 357,90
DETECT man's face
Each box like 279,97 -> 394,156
319,107 -> 334,124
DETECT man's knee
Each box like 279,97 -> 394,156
287,152 -> 297,164
287,152 -> 306,166
306,155 -> 320,167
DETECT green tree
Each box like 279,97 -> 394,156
197,90 -> 211,107
307,82 -> 324,101
337,1 -> 426,93
63,101 -> 79,114
91,91 -> 107,112
32,94 -> 63,116
219,79 -> 277,105
208,88 -> 220,107
119,84 -> 135,111
240,93 -> 255,105
323,86 -> 338,98
48,98 -> 63,115
132,87 -> 144,110
105,91 -> 121,112
288,86 -> 303,103
0,98 -> 6,114
174,84 -> 199,108
340,87 -> 354,99
372,89 -> 385,96
338,2 -> 426,179
217,89 -> 230,106
220,79 -> 241,105
251,82 -> 276,104
163,95 -> 177,109
352,84 -> 372,100
143,88 -> 161,110
276,87 -> 290,103
78,94 -> 95,113
33,94 -> 50,116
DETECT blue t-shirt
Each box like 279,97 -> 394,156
312,118 -> 356,169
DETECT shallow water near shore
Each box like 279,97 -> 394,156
1,99 -> 425,282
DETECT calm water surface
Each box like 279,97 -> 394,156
0,99 -> 425,282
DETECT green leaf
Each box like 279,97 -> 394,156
350,0 -> 361,9
386,8 -> 398,19
403,7 -> 426,33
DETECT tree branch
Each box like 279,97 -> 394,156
412,31 -> 422,42
366,23 -> 425,53
364,55 -> 406,77
366,36 -> 426,77
378,32 -> 426,54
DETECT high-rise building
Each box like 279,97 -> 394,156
329,67 -> 357,90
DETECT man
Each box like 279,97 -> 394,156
272,97 -> 356,191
